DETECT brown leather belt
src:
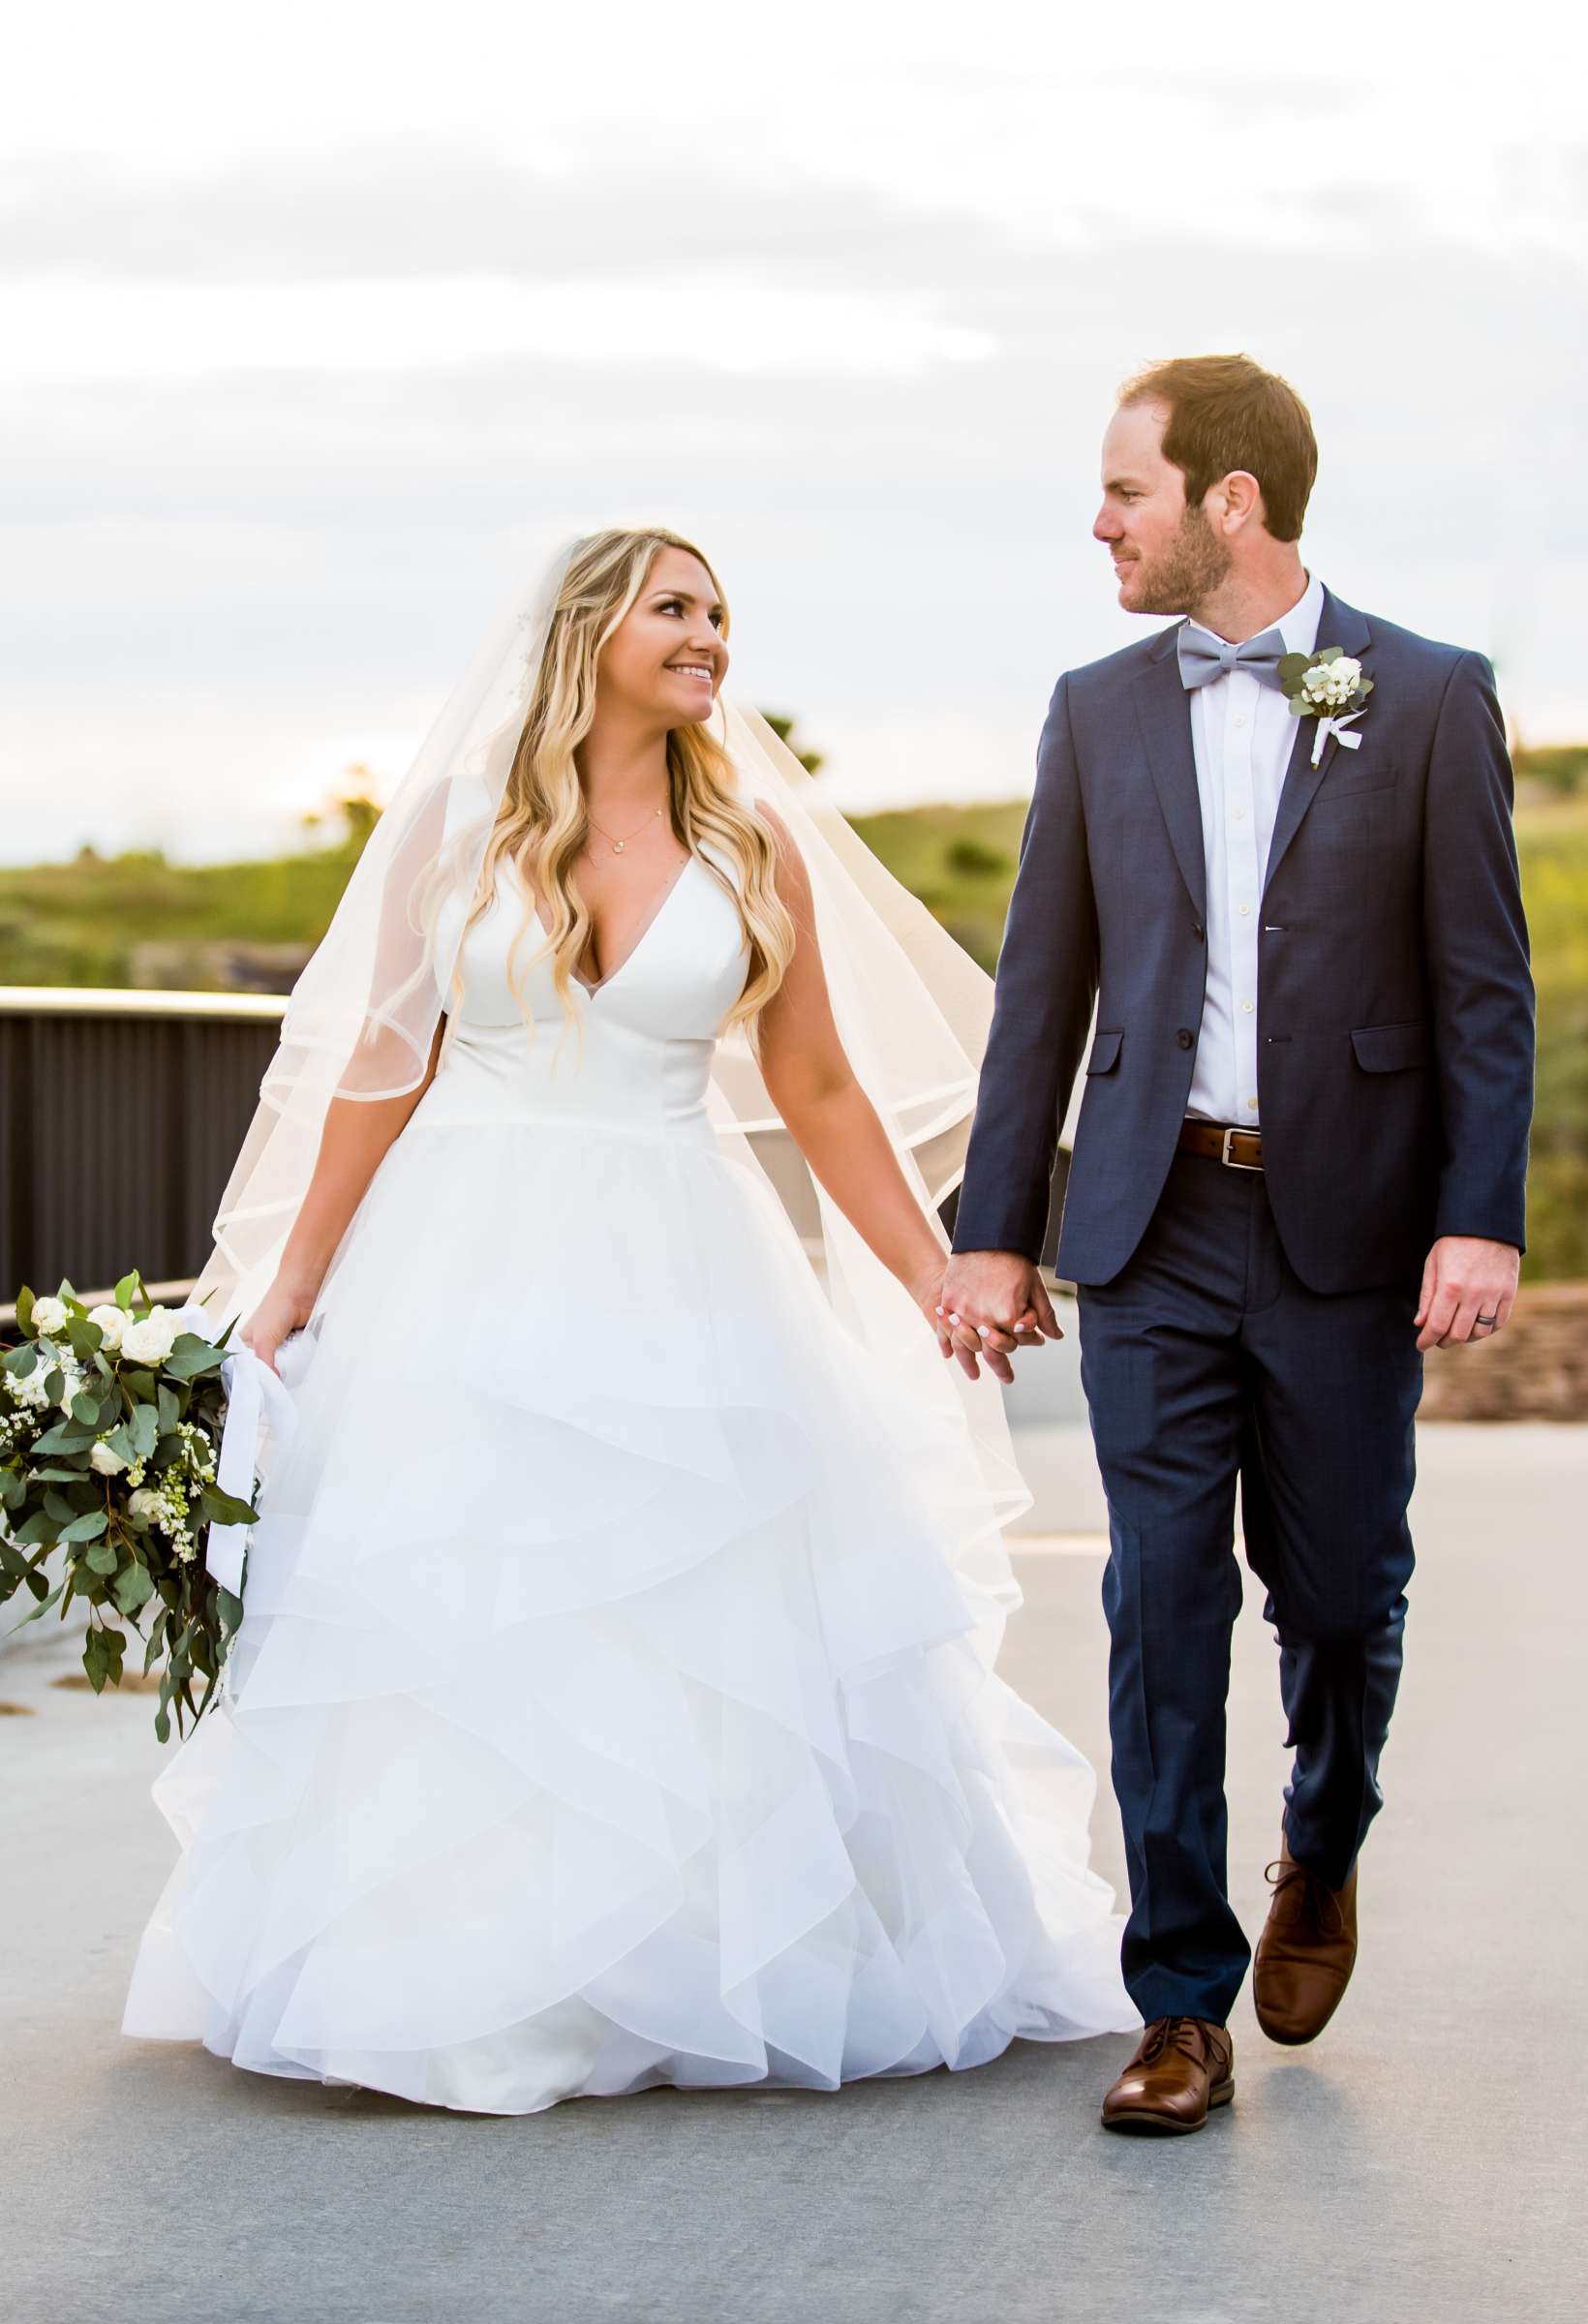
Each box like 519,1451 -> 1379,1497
1177,1119 -> 1265,1172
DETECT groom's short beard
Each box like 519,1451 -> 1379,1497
1130,505 -> 1234,617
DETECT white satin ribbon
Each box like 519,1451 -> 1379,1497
1310,709 -> 1366,768
171,1305 -> 299,1596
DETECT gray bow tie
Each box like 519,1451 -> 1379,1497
1176,625 -> 1287,691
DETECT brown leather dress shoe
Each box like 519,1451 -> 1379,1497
1100,2017 -> 1234,2135
1253,1832 -> 1359,2046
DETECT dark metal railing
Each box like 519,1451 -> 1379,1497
0,989 -> 285,1299
0,985 -> 1070,1303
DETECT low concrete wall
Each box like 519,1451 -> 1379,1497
1420,1282 -> 1588,1422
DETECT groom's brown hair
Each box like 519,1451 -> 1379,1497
1119,354 -> 1318,542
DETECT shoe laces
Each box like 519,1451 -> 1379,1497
1266,1857 -> 1346,1939
1141,2015 -> 1229,2072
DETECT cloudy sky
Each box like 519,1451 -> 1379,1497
4,1 -> 1583,859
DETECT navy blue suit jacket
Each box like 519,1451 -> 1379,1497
952,590 -> 1535,1295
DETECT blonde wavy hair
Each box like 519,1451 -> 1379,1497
467,528 -> 796,1037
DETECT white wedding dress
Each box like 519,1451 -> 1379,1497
123,847 -> 1134,2112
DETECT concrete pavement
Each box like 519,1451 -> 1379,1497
3,1423 -> 1583,2324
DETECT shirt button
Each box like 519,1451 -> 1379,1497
1245,1097 -> 1259,1112
1176,1028 -> 1194,1050
1238,903 -> 1251,917
1233,714 -> 1248,729
1242,1000 -> 1255,1014
1233,806 -> 1246,820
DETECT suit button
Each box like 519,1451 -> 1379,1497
1176,1028 -> 1194,1050
1192,923 -> 1205,940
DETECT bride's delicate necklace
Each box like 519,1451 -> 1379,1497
586,801 -> 665,858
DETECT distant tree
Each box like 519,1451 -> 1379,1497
302,766 -> 384,856
1515,744 -> 1588,798
945,835 -> 1013,878
759,715 -> 824,778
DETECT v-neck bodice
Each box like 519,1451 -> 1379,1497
418,847 -> 752,1141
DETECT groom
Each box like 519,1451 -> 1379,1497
942,355 -> 1534,2134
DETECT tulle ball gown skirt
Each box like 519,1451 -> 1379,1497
123,877 -> 1134,2112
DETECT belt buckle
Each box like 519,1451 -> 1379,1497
1220,1126 -> 1263,1173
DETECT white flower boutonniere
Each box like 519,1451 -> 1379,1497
1279,647 -> 1374,768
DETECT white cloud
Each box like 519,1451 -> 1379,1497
2,0 -> 1583,858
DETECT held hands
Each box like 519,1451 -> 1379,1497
1415,1236 -> 1520,1353
240,1274 -> 320,1377
924,1251 -> 1063,1384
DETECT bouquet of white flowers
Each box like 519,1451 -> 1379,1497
1,1270 -> 260,1738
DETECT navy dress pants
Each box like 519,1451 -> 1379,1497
1076,1148 -> 1421,2028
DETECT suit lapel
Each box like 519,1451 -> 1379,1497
1262,590 -> 1373,896
1133,627 -> 1206,920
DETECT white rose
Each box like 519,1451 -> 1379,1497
90,1438 -> 129,1475
121,1309 -> 180,1365
31,1297 -> 69,1336
128,1487 -> 163,1524
88,1303 -> 128,1352
1329,657 -> 1361,689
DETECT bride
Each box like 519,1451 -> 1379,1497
121,528 -> 1135,2113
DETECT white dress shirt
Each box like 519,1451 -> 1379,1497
1184,570 -> 1325,1127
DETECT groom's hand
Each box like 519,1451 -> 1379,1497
1415,1236 -> 1520,1351
939,1251 -> 1061,1381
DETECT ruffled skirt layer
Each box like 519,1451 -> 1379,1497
123,1115 -> 1133,2112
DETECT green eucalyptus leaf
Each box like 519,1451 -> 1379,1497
83,1538 -> 120,1575
3,1342 -> 39,1379
130,1403 -> 160,1460
15,1287 -> 36,1335
82,1625 -> 109,1692
200,1485 -> 259,1528
115,1271 -> 140,1312
6,1578 -> 65,1635
33,1421 -> 95,1455
14,1509 -> 58,1546
44,1368 -> 65,1404
61,1508 -> 109,1544
113,1561 -> 155,1615
0,1534 -> 35,1588
156,1385 -> 179,1436
71,1391 -> 101,1427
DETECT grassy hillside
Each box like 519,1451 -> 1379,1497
1516,802 -> 1588,1278
3,794 -> 1583,1280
